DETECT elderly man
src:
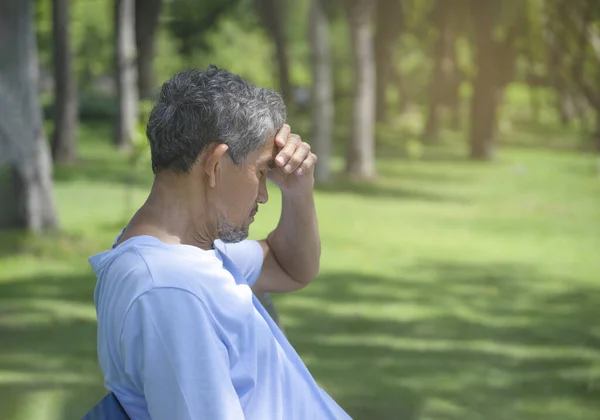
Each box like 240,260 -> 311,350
88,66 -> 351,419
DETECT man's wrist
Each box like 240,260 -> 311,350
278,173 -> 315,198
280,184 -> 315,200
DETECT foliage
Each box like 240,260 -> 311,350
165,0 -> 242,56
36,0 -> 114,90
130,100 -> 153,169
193,16 -> 278,89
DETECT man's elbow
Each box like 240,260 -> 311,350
293,258 -> 320,286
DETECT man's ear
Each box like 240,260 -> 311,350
205,144 -> 229,188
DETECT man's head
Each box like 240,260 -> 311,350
146,65 -> 286,243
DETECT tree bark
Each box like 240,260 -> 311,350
468,0 -> 519,160
594,111 -> 600,152
114,0 -> 139,150
344,0 -> 376,178
374,0 -> 403,123
254,0 -> 292,101
544,7 -> 572,126
469,64 -> 501,159
0,166 -> 26,229
423,0 -> 462,141
0,0 -> 59,232
548,0 -> 598,132
51,0 -> 78,164
423,0 -> 447,143
309,0 -> 333,184
135,0 -> 162,100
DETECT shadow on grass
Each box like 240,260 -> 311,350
277,262 -> 600,420
54,156 -> 152,188
0,270 -> 106,420
315,178 -> 469,203
375,141 -> 471,164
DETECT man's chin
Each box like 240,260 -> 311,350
218,224 -> 250,244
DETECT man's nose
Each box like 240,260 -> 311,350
257,178 -> 269,204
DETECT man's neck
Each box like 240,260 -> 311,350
118,174 -> 217,250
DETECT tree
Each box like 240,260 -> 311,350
549,0 -> 600,151
0,0 -> 59,232
253,0 -> 292,101
422,0 -> 462,142
344,0 -> 376,178
374,0 -> 403,123
135,0 -> 163,100
545,29 -> 572,126
114,0 -> 139,150
468,0 -> 524,160
166,0 -> 240,58
51,0 -> 78,163
309,0 -> 333,183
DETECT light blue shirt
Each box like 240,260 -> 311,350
89,235 -> 351,419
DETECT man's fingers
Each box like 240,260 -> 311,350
297,153 -> 318,175
284,142 -> 311,173
275,133 -> 301,167
275,124 -> 291,147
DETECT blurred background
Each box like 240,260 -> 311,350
1,0 -> 600,419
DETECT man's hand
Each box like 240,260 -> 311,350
268,124 -> 317,195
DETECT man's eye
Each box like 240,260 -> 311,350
267,160 -> 277,169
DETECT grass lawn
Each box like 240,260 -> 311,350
1,122 -> 599,419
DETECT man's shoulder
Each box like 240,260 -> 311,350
110,238 -> 233,291
94,237 -> 230,311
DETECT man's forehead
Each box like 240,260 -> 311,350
257,136 -> 277,165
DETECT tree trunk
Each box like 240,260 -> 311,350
445,28 -> 462,130
469,68 -> 501,160
545,14 -> 572,126
309,0 -> 333,184
344,0 -> 376,178
393,65 -> 410,113
374,0 -> 403,123
594,111 -> 600,152
0,166 -> 26,228
51,0 -> 78,164
0,0 -> 59,232
135,0 -> 162,100
254,0 -> 292,101
422,0 -> 446,143
114,0 -> 139,151
423,0 -> 460,142
468,0 -> 518,160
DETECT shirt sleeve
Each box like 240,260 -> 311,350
120,287 -> 245,420
214,239 -> 264,287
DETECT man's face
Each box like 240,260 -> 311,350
214,137 -> 277,243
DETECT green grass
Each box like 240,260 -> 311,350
1,122 -> 599,419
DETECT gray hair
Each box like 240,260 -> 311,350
146,65 -> 286,174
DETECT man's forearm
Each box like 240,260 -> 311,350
267,190 -> 320,284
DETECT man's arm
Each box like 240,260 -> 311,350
253,190 -> 320,293
121,288 -> 244,419
252,125 -> 321,294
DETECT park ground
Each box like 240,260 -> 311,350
1,93 -> 600,419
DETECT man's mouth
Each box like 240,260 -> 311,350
250,206 -> 258,217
